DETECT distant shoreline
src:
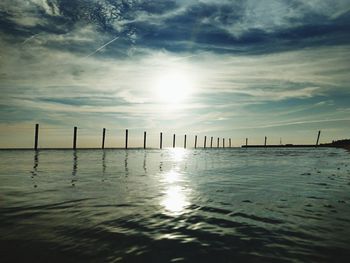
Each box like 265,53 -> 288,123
242,139 -> 350,150
241,145 -> 349,148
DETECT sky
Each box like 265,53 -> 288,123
0,0 -> 350,148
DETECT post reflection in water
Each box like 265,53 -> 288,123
71,150 -> 78,186
143,152 -> 147,175
160,149 -> 191,215
102,150 -> 106,182
30,150 -> 39,188
159,152 -> 163,172
124,151 -> 129,176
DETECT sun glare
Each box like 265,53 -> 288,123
154,69 -> 193,104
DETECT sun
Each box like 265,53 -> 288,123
154,69 -> 193,104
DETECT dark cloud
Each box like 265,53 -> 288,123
1,0 -> 349,55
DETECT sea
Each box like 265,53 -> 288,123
0,148 -> 350,262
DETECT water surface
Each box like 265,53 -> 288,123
1,148 -> 350,262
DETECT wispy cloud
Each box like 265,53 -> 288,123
240,118 -> 350,130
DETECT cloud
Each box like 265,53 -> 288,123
0,0 -> 350,146
1,0 -> 350,55
1,44 -> 348,128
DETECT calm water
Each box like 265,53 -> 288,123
1,148 -> 350,262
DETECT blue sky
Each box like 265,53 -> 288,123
0,0 -> 350,148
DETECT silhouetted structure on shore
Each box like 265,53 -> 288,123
242,139 -> 350,150
321,139 -> 350,150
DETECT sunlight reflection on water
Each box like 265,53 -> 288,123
161,185 -> 190,214
169,148 -> 187,162
161,148 -> 191,215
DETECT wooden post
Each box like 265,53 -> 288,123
229,138 -> 231,148
73,126 -> 77,150
210,137 -> 213,148
125,129 -> 128,149
204,136 -> 207,148
160,132 -> 163,149
102,128 -> 106,149
223,138 -> 225,148
246,138 -> 248,146
316,130 -> 321,146
217,137 -> 219,148
184,134 -> 187,149
195,135 -> 197,149
34,123 -> 39,150
264,136 -> 267,147
144,131 -> 147,149
173,134 -> 176,148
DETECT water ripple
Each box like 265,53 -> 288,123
0,148 -> 350,262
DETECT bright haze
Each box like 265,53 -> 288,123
0,0 -> 349,148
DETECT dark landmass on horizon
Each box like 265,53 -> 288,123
242,139 -> 350,150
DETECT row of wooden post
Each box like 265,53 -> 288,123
33,124 -> 321,150
33,124 -> 236,150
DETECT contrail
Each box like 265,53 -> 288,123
22,33 -> 41,44
85,36 -> 120,58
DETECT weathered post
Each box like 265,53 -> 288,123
73,126 -> 77,150
229,138 -> 231,148
125,129 -> 128,149
173,134 -> 176,148
210,137 -> 213,148
246,138 -> 248,146
143,131 -> 147,149
223,138 -> 225,148
34,123 -> 39,150
204,136 -> 207,148
184,134 -> 187,149
217,137 -> 219,148
264,136 -> 267,147
316,130 -> 321,146
195,135 -> 197,149
102,128 -> 106,149
160,132 -> 163,149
